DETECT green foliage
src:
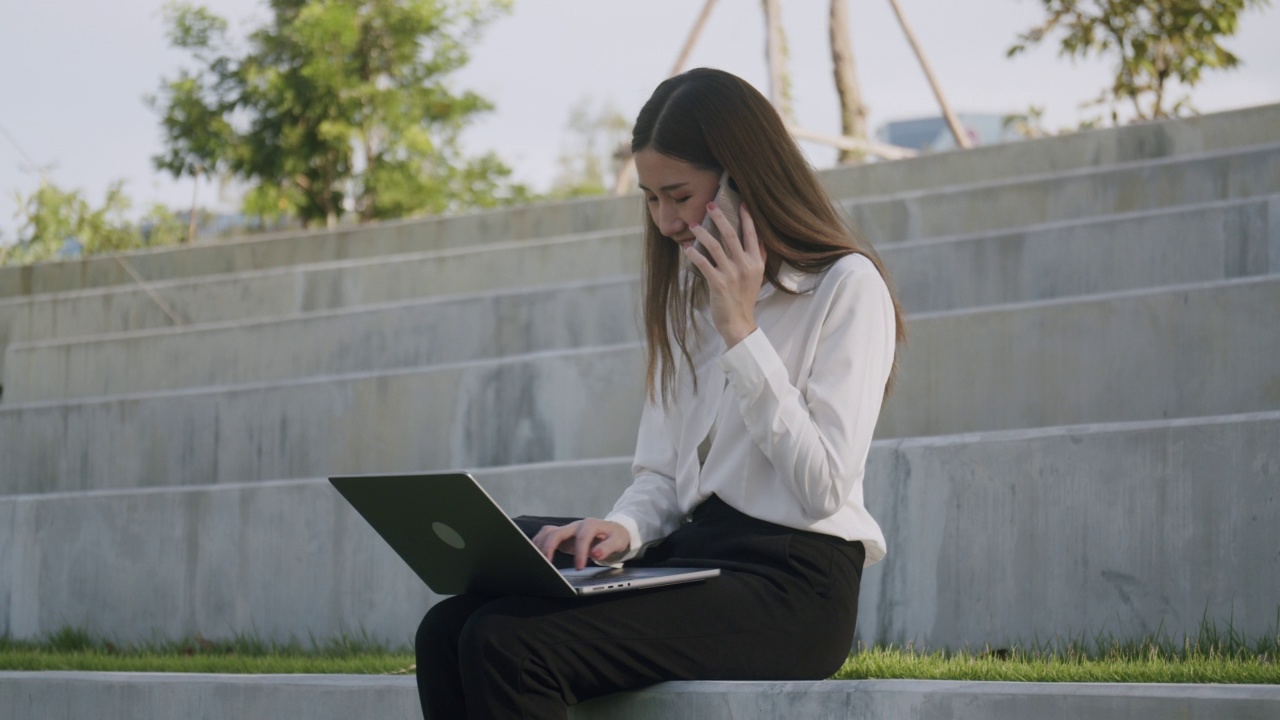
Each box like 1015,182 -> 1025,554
1,182 -> 208,266
1009,0 -> 1272,121
548,98 -> 632,200
151,0 -> 522,229
3,181 -> 166,266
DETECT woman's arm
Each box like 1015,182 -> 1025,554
531,396 -> 685,568
721,262 -> 896,519
687,201 -> 895,520
604,396 -> 685,560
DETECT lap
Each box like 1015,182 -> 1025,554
429,535 -> 860,702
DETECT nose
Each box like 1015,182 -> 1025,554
655,202 -> 687,239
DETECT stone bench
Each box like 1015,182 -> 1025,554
5,413 -> 1276,647
7,194 -> 1278,402
2,672 -> 1276,720
4,275 -> 1278,492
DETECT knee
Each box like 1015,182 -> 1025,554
416,595 -> 473,661
456,601 -> 536,673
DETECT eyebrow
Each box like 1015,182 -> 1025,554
637,182 -> 690,192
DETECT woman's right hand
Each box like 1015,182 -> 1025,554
531,519 -> 631,571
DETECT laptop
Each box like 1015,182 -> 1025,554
329,471 -> 719,598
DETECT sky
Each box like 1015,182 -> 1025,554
1,0 -> 1278,242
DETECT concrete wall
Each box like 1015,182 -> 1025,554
4,275 -> 1276,494
0,460 -> 633,643
3,413 -> 1276,649
820,101 -> 1280,200
4,277 -> 643,403
877,274 -> 1280,437
3,143 -> 1276,357
0,346 -> 645,495
6,195 -> 1278,403
887,195 -> 1280,312
3,674 -> 1278,720
0,194 -> 643,299
0,229 -> 641,347
5,102 -> 1276,301
844,143 -> 1280,242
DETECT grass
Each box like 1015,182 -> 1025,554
3,617 -> 1277,683
0,628 -> 415,675
836,615 -> 1280,684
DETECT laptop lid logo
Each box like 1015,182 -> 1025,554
432,521 -> 467,550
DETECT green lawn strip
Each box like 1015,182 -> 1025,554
0,629 -> 415,675
834,647 -> 1279,684
0,649 -> 414,675
3,620 -> 1277,683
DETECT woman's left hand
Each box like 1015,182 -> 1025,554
684,202 -> 766,348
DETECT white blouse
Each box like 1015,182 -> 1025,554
606,252 -> 897,567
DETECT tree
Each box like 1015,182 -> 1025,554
2,181 -> 182,266
549,99 -> 631,200
152,0 -> 523,229
1009,0 -> 1272,122
761,0 -> 795,124
829,0 -> 868,164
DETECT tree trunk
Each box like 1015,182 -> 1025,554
187,166 -> 200,243
761,0 -> 794,124
614,0 -> 719,195
887,0 -> 971,149
829,0 -> 867,164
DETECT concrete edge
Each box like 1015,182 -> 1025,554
842,139 -> 1280,204
8,406 -> 1280,502
12,193 -> 1278,351
1,672 -> 1275,720
0,227 -> 638,307
4,273 -> 642,351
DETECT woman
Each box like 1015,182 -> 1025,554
415,67 -> 904,720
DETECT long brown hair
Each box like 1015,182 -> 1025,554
632,68 -> 906,405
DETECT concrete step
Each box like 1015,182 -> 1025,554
3,277 -> 643,403
845,141 -> 1280,243
3,412 -> 1275,650
0,228 -> 641,352
877,273 -> 1280,438
8,195 -> 1276,402
0,194 -> 642,300
6,102 -> 1275,301
2,275 -> 1277,494
888,194 -> 1280,311
4,141 -> 1276,354
0,345 -> 646,495
3,673 -> 1277,720
821,101 -> 1280,201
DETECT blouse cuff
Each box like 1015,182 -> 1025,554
603,512 -> 645,563
718,327 -> 784,392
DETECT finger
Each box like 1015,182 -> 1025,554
682,237 -> 721,276
535,523 -> 577,561
573,523 -> 603,570
687,221 -> 730,267
590,528 -> 629,561
706,201 -> 743,257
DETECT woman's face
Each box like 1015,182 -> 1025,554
635,149 -> 721,253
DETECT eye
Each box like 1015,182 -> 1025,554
645,195 -> 658,204
673,196 -> 692,204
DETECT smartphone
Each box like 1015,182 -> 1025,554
694,171 -> 743,261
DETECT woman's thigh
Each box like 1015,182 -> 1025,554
456,564 -> 856,705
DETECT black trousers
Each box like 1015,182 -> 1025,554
414,495 -> 865,720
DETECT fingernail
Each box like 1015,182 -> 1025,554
707,201 -> 717,211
